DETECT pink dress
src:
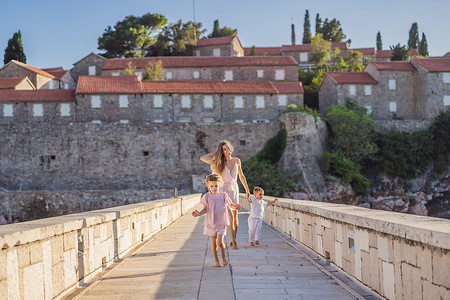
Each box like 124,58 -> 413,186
220,161 -> 239,209
201,192 -> 233,236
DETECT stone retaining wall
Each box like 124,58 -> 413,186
0,194 -> 201,299
241,195 -> 450,299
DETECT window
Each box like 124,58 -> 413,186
3,104 -> 13,117
60,104 -> 70,116
91,96 -> 101,108
166,72 -> 172,80
275,69 -> 285,81
299,53 -> 308,62
88,66 -> 96,75
364,85 -> 372,96
225,70 -> 233,81
365,106 -> 372,114
33,104 -> 43,117
256,96 -> 265,108
92,120 -> 102,124
389,79 -> 396,90
257,70 -> 264,78
193,71 -> 200,79
213,48 -> 221,57
203,96 -> 213,108
194,50 -> 200,57
153,95 -> 163,108
234,96 -> 244,108
203,117 -> 215,123
444,95 -> 450,106
278,95 -> 287,106
179,117 -> 192,123
181,95 -> 191,108
119,95 -> 129,108
443,73 -> 450,83
111,72 -> 120,76
348,231 -> 355,252
64,83 -> 69,89
119,120 -> 129,124
234,119 -> 244,123
153,119 -> 163,123
389,102 -> 397,112
135,72 -> 143,80
349,85 -> 356,95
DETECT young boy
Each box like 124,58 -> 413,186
246,187 -> 278,246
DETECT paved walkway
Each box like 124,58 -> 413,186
67,205 -> 370,300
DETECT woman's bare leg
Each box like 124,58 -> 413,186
227,209 -> 237,248
210,236 -> 220,267
216,234 -> 228,266
232,210 -> 239,248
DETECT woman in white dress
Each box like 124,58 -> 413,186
200,140 -> 250,249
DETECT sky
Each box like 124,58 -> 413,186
1,0 -> 449,70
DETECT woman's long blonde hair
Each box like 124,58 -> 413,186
211,140 -> 234,176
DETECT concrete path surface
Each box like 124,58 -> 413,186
66,205 -> 373,300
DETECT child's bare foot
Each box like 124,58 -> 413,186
223,260 -> 228,266
255,241 -> 260,245
249,242 -> 255,246
214,263 -> 221,267
232,246 -> 239,250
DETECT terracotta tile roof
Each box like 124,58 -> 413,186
5,60 -> 56,79
369,61 -> 416,71
409,49 -> 419,57
272,82 -> 304,94
412,58 -> 450,72
281,42 -> 348,52
243,47 -> 281,56
375,50 -> 392,59
325,72 -> 378,84
196,36 -> 235,46
42,67 -> 69,80
444,52 -> 450,58
351,48 -> 376,55
102,56 -> 297,70
141,80 -> 279,94
0,89 -> 75,102
0,77 -> 30,90
76,76 -> 142,94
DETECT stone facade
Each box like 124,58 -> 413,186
0,61 -> 53,89
0,101 -> 76,125
194,36 -> 244,57
70,53 -> 107,81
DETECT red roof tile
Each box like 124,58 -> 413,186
369,61 -> 416,71
272,82 -> 304,94
76,76 -> 142,94
196,36 -> 235,46
244,47 -> 281,56
375,50 -> 392,58
141,80 -> 279,94
409,49 -> 419,57
412,58 -> 450,72
0,77 -> 30,90
351,48 -> 376,55
102,56 -> 297,70
5,60 -> 56,79
325,72 -> 378,84
0,89 -> 75,102
281,42 -> 348,52
444,52 -> 450,58
42,68 -> 69,80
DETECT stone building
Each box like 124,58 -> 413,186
75,76 -> 303,124
42,67 -> 77,89
350,47 -> 376,64
70,52 -> 107,82
0,60 -> 56,89
280,42 -> 349,69
101,56 -> 299,82
193,36 -> 244,57
0,77 -> 35,90
375,49 -> 420,62
243,47 -> 281,56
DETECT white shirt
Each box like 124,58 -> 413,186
249,195 -> 268,219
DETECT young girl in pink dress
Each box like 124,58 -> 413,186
200,140 -> 250,250
192,173 -> 242,267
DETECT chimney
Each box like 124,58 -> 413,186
291,24 -> 296,45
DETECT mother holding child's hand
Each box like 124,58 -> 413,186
200,140 -> 250,250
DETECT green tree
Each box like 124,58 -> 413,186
376,31 -> 382,50
408,22 -> 420,49
302,10 -> 312,44
310,34 -> 331,68
315,16 -> 346,42
98,13 -> 167,58
390,43 -> 410,61
249,46 -> 256,56
315,13 -> 322,35
143,60 -> 165,80
343,50 -> 364,72
149,20 -> 204,56
207,19 -> 237,38
124,62 -> 136,76
4,30 -> 26,64
418,33 -> 429,57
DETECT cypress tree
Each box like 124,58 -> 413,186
376,31 -> 382,50
315,13 -> 322,35
418,33 -> 429,57
408,22 -> 419,49
302,10 -> 312,44
4,30 -> 26,64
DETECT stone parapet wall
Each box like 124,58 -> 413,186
0,194 -> 201,300
0,189 -> 174,223
241,195 -> 450,299
374,119 -> 432,133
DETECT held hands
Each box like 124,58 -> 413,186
192,210 -> 200,217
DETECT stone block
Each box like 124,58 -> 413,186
52,262 -> 65,298
401,262 -> 422,300
382,261 -> 395,300
422,279 -> 441,300
369,247 -> 380,292
93,225 -> 100,239
368,231 -> 377,249
360,250 -> 371,285
416,245 -> 432,282
378,235 -> 393,262
335,223 -> 343,243
432,248 -> 450,287
393,258 -> 403,300
6,248 -> 19,299
355,229 -> 369,252
334,241 -> 342,268
29,242 -> 44,264
51,235 -> 64,265
0,251 -> 6,280
64,231 -> 76,251
23,262 -> 44,300
17,244 -> 30,268
64,249 -> 77,288
42,240 -> 53,300
0,279 -> 7,299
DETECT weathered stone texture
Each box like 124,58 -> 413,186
70,53 -> 107,81
0,62 -> 52,89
